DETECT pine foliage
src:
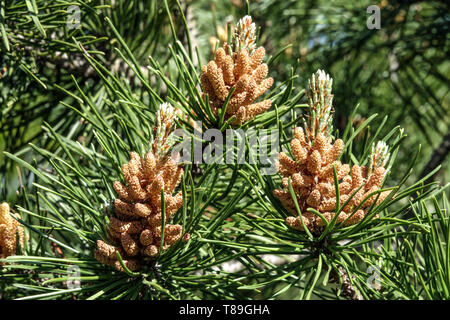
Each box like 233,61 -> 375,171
0,0 -> 449,300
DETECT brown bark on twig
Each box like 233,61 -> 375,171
330,266 -> 362,300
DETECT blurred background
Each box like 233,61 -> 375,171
1,0 -> 449,200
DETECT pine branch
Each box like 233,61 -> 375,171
419,131 -> 450,185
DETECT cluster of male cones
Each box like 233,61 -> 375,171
0,202 -> 24,264
274,70 -> 390,234
95,104 -> 189,272
200,16 -> 273,125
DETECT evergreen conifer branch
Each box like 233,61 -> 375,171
0,0 -> 448,302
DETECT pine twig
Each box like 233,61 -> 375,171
419,131 -> 450,185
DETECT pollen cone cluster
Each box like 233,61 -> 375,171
94,152 -> 189,272
274,130 -> 389,233
274,70 -> 390,234
200,16 -> 273,125
0,203 -> 24,264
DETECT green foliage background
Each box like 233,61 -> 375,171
0,0 -> 449,300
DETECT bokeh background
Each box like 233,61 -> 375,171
1,0 -> 449,199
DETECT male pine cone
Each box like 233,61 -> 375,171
0,202 -> 24,264
274,129 -> 389,234
95,152 -> 189,272
200,44 -> 273,125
